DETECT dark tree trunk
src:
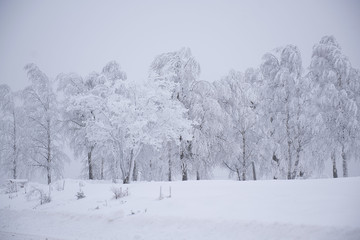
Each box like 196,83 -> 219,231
12,110 -> 17,179
47,119 -> 52,185
179,136 -> 188,181
168,159 -> 172,181
236,168 -> 241,181
149,159 -> 153,181
181,163 -> 188,181
286,103 -> 292,180
100,158 -> 104,180
88,147 -> 94,180
292,145 -> 301,179
182,168 -> 188,181
272,153 -> 280,180
88,111 -> 96,180
181,152 -> 188,181
123,177 -> 129,184
168,143 -> 172,181
124,149 -> 134,184
241,134 -> 246,181
341,145 -> 348,177
133,161 -> 138,181
332,151 -> 338,178
251,161 -> 256,181
47,167 -> 51,185
196,170 -> 200,180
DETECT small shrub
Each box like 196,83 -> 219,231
41,194 -> 51,204
8,194 -> 17,199
27,187 -> 51,205
4,182 -> 18,194
76,190 -> 86,200
111,186 -> 129,199
75,181 -> 86,200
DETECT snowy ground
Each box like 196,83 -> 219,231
1,178 -> 360,240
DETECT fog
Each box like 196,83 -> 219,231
1,0 -> 359,91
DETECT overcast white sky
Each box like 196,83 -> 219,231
0,0 -> 359,91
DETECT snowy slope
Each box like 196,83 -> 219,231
1,178 -> 360,240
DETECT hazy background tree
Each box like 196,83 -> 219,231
0,84 -> 27,179
23,64 -> 69,184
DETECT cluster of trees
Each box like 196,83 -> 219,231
1,36 -> 359,184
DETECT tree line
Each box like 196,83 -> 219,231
1,36 -> 359,184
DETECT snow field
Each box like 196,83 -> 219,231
1,177 -> 360,240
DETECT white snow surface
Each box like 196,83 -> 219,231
1,178 -> 360,240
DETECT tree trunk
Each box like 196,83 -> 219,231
241,133 -> 246,181
133,160 -> 138,181
196,170 -> 200,180
168,142 -> 172,181
168,159 -> 172,181
332,151 -> 338,178
47,119 -> 52,185
149,159 -> 153,181
100,158 -> 104,180
124,149 -> 135,184
286,109 -> 292,180
236,168 -> 241,181
181,162 -> 188,181
12,110 -> 17,179
180,137 -> 188,181
341,145 -> 348,177
292,144 -> 301,179
180,151 -> 188,181
272,153 -> 280,180
251,161 -> 256,181
182,171 -> 188,181
291,96 -> 302,180
47,167 -> 51,185
88,146 -> 94,180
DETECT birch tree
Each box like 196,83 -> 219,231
214,70 -> 258,181
23,64 -> 69,184
149,47 -> 199,180
260,45 -> 302,179
189,80 -> 223,179
0,85 -> 27,179
58,61 -> 128,180
309,36 -> 357,178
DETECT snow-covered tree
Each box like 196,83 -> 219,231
0,85 -> 27,179
59,59 -> 193,183
189,80 -> 223,180
289,73 -> 318,179
58,72 -> 101,180
347,67 -> 360,167
149,47 -> 199,180
260,45 -> 303,179
214,69 -> 259,181
309,36 -> 357,178
58,61 -> 128,180
23,64 -> 69,184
